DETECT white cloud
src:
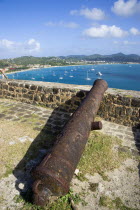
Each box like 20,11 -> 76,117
70,10 -> 78,15
83,25 -> 128,38
45,21 -> 79,28
0,39 -> 15,49
60,21 -> 79,28
25,39 -> 40,52
113,40 -> 138,45
130,27 -> 140,35
123,40 -> 130,44
123,40 -> 138,44
0,38 -> 40,53
70,7 -> 106,20
45,21 -> 56,27
113,40 -> 119,44
80,8 -> 106,20
112,0 -> 140,16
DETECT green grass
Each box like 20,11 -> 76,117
78,131 -> 130,176
89,183 -> 99,192
14,189 -> 85,210
126,167 -> 136,173
0,118 -> 55,178
99,196 -> 139,210
0,104 -> 10,113
0,114 -> 135,209
13,131 -> 132,208
76,173 -> 88,182
0,140 -> 33,179
125,95 -> 133,98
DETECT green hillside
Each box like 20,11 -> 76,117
0,53 -> 140,68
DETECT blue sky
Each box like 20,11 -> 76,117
0,0 -> 140,58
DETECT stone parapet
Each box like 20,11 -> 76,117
0,79 -> 139,127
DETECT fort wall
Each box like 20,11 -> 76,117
0,79 -> 139,127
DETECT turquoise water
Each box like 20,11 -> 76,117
1,64 -> 140,91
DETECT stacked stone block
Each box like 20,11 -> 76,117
0,79 -> 139,127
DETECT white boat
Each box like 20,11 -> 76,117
53,71 -> 56,76
96,71 -> 102,76
86,71 -> 91,80
91,68 -> 95,71
59,76 -> 63,80
69,72 -> 73,77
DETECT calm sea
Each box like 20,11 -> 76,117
1,64 -> 140,91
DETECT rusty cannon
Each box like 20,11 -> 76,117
32,79 -> 108,206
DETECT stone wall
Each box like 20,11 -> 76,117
0,79 -> 140,127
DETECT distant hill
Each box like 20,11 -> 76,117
1,56 -> 67,67
59,53 -> 140,62
0,53 -> 140,67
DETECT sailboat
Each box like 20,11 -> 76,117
86,71 -> 91,80
59,73 -> 63,79
96,71 -> 102,76
40,74 -> 44,79
69,72 -> 73,77
53,71 -> 56,76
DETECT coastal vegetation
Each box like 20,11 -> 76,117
0,53 -> 140,72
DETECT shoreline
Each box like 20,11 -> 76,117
2,62 -> 140,76
5,67 -> 39,75
2,65 -> 91,75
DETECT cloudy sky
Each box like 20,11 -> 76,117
0,0 -> 140,58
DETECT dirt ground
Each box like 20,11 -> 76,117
0,99 -> 139,210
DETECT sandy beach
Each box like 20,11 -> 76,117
1,64 -> 90,77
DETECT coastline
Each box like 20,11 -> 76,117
2,65 -> 88,75
5,67 -> 40,75
0,63 -> 140,91
2,62 -> 140,76
4,65 -> 83,75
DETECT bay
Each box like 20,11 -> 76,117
1,64 -> 140,91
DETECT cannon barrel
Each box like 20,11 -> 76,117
32,79 -> 108,206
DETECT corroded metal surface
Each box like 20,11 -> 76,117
91,121 -> 102,130
32,79 -> 108,206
